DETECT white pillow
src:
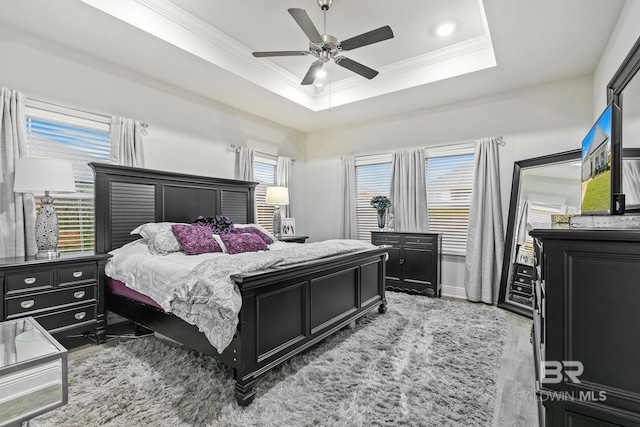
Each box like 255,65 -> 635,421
130,222 -> 185,255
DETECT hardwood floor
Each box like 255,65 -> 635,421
493,311 -> 538,427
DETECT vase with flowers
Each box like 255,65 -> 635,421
370,195 -> 392,230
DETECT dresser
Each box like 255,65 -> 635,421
509,262 -> 534,306
371,232 -> 442,297
530,228 -> 640,426
0,253 -> 111,343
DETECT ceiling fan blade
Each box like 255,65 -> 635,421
301,61 -> 323,85
335,57 -> 379,80
288,8 -> 323,44
252,51 -> 309,57
340,25 -> 394,51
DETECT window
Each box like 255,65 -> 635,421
353,148 -> 475,256
25,100 -> 111,253
254,154 -> 277,230
425,152 -> 475,255
355,154 -> 392,240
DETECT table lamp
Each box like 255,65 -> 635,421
14,158 -> 77,259
265,186 -> 289,239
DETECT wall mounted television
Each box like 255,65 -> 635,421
580,102 -> 624,215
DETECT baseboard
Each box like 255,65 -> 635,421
441,284 -> 466,299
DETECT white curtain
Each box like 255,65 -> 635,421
515,200 -> 530,247
276,156 -> 293,217
464,137 -> 505,304
389,147 -> 428,232
110,117 -> 145,167
0,87 -> 36,257
340,155 -> 357,239
237,147 -> 254,181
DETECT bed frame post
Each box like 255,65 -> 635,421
234,376 -> 257,406
234,288 -> 258,406
378,257 -> 388,314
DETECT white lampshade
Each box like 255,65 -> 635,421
266,186 -> 289,205
14,158 -> 76,193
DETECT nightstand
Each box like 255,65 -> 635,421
280,235 -> 309,243
0,252 -> 111,345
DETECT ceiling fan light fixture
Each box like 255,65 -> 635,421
316,69 -> 327,79
436,22 -> 456,37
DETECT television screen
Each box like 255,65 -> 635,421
581,103 -> 621,214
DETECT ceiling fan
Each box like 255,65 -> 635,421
252,0 -> 394,85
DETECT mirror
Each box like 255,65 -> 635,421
498,150 -> 640,318
610,35 -> 640,211
498,150 -> 581,318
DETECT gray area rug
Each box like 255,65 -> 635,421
35,292 -> 507,427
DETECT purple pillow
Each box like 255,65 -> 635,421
192,215 -> 235,234
220,233 -> 269,255
171,224 -> 222,255
232,226 -> 274,245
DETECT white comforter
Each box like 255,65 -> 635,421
105,239 -> 375,353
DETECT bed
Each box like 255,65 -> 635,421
91,162 -> 388,406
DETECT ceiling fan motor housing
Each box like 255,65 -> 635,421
317,0 -> 332,11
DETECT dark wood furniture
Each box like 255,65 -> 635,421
0,252 -> 111,342
280,235 -> 309,243
371,231 -> 441,297
91,163 -> 388,406
530,228 -> 640,426
508,262 -> 534,306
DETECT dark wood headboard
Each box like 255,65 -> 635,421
91,163 -> 257,254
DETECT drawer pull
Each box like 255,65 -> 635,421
24,277 -> 36,285
20,300 -> 35,309
73,271 -> 83,278
74,312 -> 87,320
74,290 -> 86,299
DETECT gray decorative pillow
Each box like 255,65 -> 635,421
131,222 -> 184,255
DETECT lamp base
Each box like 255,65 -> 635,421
35,249 -> 60,259
273,205 -> 282,240
35,193 -> 61,258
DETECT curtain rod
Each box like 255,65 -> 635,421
226,144 -> 296,163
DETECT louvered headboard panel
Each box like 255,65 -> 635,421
91,163 -> 257,253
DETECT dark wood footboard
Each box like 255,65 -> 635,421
230,247 -> 387,405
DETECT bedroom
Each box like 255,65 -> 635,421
1,0 -> 640,426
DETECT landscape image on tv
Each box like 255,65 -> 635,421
581,105 -> 612,213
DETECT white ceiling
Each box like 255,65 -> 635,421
0,0 -> 627,133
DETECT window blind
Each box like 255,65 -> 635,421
25,108 -> 111,253
254,154 -> 277,230
425,153 -> 474,255
355,161 -> 392,240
